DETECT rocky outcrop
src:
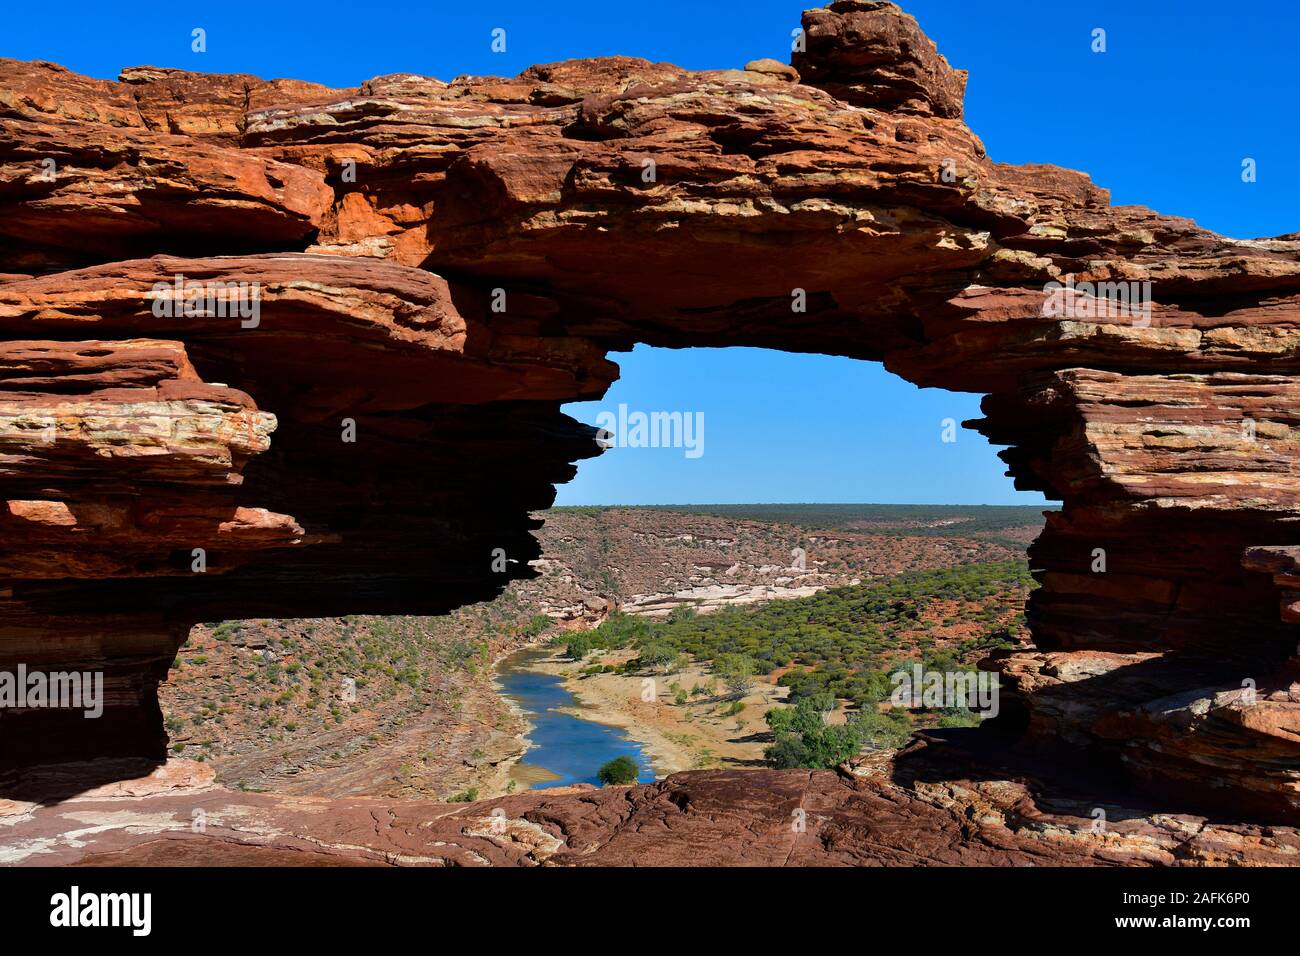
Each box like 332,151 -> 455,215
6,743 -> 1299,866
521,506 -> 1024,620
3,0 -> 1300,837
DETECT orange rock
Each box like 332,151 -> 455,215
1,1 -> 1299,836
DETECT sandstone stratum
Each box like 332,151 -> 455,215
2,1 -> 1300,864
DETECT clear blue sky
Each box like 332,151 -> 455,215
6,2 -> 1297,505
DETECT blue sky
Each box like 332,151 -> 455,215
6,1 -> 1296,504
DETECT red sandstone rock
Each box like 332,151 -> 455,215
793,0 -> 968,118
1,1 -> 1300,845
0,62 -> 334,273
4,754 -> 1297,867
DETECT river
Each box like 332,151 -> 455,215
496,647 -> 655,789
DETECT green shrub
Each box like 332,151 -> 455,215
636,643 -> 676,672
764,698 -> 911,769
715,654 -> 755,699
520,614 -> 552,639
210,621 -> 240,642
597,755 -> 639,785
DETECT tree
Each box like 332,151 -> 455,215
597,755 -> 639,785
800,723 -> 864,768
764,734 -> 810,769
765,697 -> 829,738
763,698 -> 909,770
637,643 -> 676,672
715,653 -> 755,699
565,634 -> 592,660
853,710 -> 913,751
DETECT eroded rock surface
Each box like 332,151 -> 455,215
3,1 -> 1300,848
5,746 -> 1298,866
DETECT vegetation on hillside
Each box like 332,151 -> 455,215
608,503 -> 1051,540
559,560 -> 1033,770
162,603 -> 551,776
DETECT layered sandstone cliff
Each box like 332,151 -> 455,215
2,0 -> 1299,839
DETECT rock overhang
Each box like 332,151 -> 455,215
0,1 -> 1299,826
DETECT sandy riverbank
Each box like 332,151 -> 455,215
517,645 -> 788,777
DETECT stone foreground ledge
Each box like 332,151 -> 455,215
3,753 -> 1297,867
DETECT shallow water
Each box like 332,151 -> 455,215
497,648 -> 655,789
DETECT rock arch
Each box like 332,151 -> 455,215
1,1 -> 1297,822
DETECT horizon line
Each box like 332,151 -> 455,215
551,502 -> 1056,508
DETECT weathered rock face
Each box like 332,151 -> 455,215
3,1 -> 1300,828
7,744 -> 1300,866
